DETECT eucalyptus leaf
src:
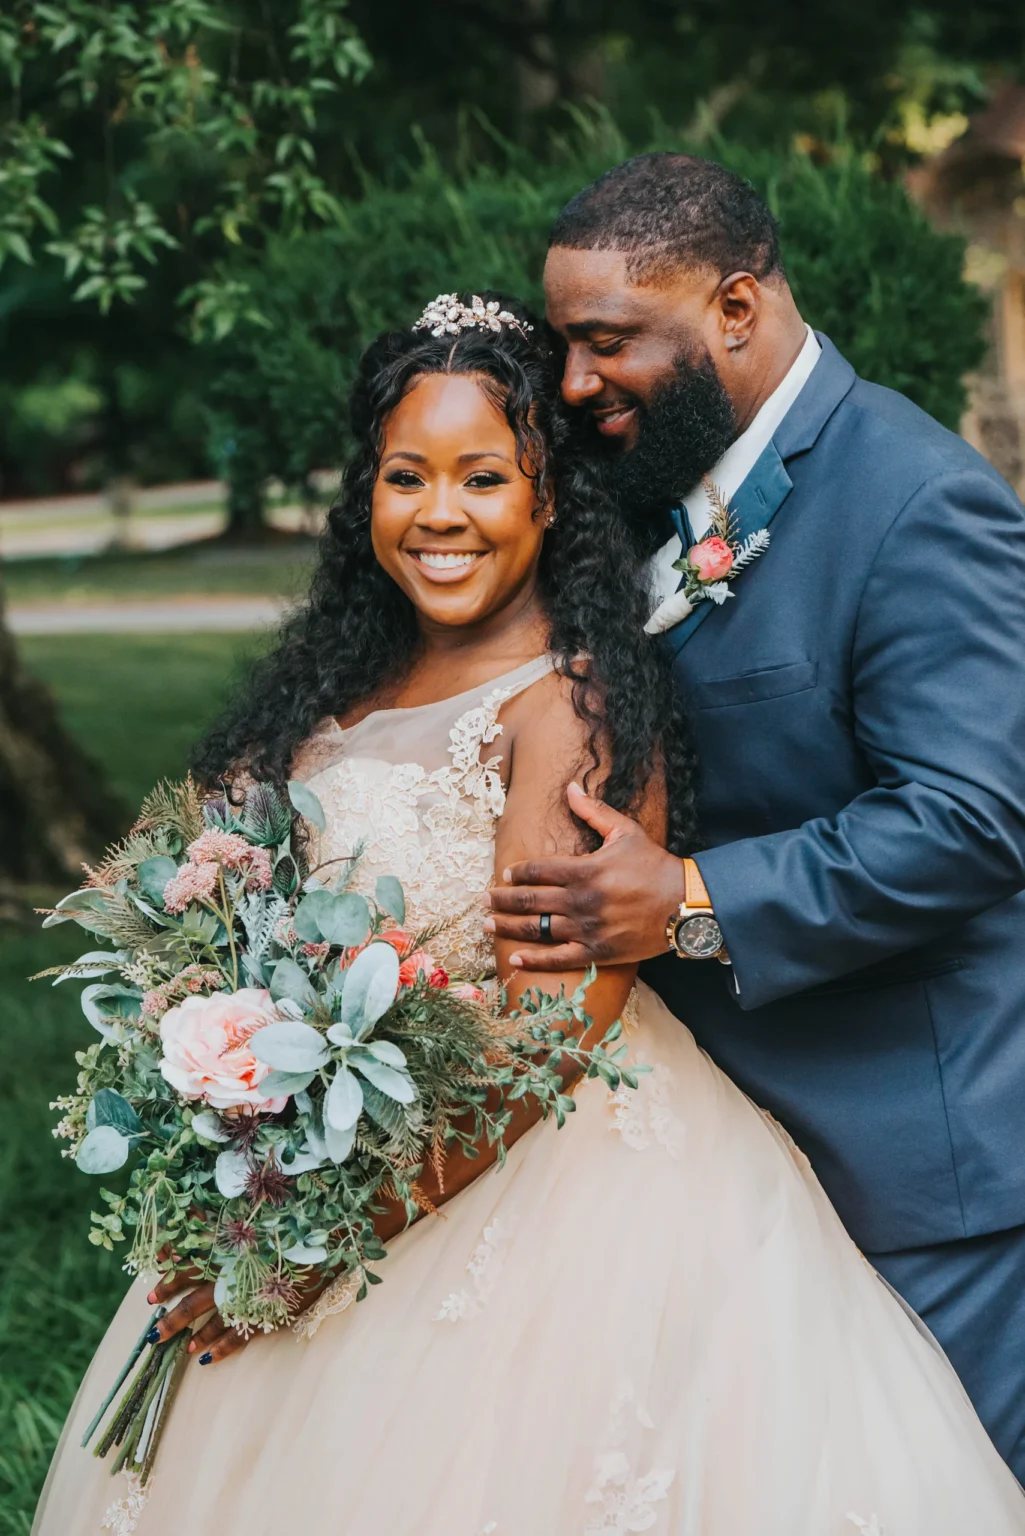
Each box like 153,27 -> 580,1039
339,942 -> 399,1029
76,1125 -> 131,1175
374,875 -> 406,925
281,1241 -> 328,1266
318,892 -> 371,949
287,779 -> 326,831
349,1052 -> 417,1104
249,1020 -> 328,1073
191,1109 -> 230,1143
214,1148 -> 251,1199
292,888 -> 335,943
86,1088 -> 141,1137
136,855 -> 180,908
325,1064 -> 364,1130
268,957 -> 317,1008
257,1068 -> 316,1098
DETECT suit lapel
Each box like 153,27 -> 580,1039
664,443 -> 793,658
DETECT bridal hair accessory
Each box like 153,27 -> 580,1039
644,477 -> 770,636
413,293 -> 534,341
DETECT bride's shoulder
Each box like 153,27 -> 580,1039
501,660 -> 607,789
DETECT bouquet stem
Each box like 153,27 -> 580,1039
85,1310 -> 192,1485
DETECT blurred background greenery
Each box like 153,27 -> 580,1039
1,2 -> 1024,1528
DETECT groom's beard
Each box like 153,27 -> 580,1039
593,350 -> 737,550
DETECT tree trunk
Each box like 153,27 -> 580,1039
225,459 -> 268,541
0,577 -> 126,885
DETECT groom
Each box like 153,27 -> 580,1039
487,153 -> 1025,1474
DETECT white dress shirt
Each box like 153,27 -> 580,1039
647,325 -> 821,621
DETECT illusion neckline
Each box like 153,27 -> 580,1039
327,653 -> 553,738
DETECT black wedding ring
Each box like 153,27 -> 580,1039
539,913 -> 554,943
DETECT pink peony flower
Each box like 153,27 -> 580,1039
163,860 -> 219,913
450,982 -> 487,1005
688,536 -> 734,583
158,988 -> 288,1112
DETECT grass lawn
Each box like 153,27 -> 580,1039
4,539 -> 317,608
0,633 -> 260,1532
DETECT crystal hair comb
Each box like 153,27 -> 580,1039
412,293 -> 534,341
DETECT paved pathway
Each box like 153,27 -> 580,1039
8,596 -> 289,635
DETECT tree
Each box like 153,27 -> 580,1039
1,0 -> 370,530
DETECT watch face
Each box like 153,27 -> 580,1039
678,913 -> 723,958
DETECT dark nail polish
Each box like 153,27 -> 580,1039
198,1352 -> 213,1365
145,1327 -> 161,1345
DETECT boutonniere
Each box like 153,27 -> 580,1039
644,478 -> 771,636
673,477 -> 771,608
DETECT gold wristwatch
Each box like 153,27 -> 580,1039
666,859 -> 731,963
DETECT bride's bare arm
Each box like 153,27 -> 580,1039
382,667 -> 667,1221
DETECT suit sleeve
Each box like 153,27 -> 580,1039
695,466 -> 1025,1010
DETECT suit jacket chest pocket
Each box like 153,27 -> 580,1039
686,659 -> 818,711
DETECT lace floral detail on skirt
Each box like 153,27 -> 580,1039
608,1064 -> 684,1160
847,1517 -> 885,1534
585,1382 -> 674,1533
293,1267 -> 363,1341
434,1217 -> 508,1322
300,685 -> 517,980
100,1474 -> 148,1535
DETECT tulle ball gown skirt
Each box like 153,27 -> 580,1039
34,983 -> 1025,1535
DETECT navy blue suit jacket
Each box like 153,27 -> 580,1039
643,335 -> 1025,1254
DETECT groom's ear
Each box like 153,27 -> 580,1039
715,271 -> 761,352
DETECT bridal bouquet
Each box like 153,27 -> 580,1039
41,775 -> 636,1482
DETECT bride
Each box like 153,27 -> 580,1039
35,294 -> 1024,1535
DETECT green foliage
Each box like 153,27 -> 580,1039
2,1 -> 370,309
201,116 -> 986,501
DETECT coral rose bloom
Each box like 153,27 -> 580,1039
159,988 -> 287,1112
688,536 -> 734,582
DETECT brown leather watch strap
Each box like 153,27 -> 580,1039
682,857 -> 712,909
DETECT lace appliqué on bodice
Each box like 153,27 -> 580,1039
300,684 -> 517,980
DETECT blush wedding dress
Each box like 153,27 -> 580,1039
34,657 -> 1025,1536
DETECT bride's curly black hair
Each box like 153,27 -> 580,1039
192,293 -> 697,854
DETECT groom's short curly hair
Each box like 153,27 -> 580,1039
549,153 -> 784,285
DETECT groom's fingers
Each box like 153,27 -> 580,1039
485,885 -> 576,918
507,941 -> 592,972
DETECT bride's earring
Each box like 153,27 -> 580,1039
545,513 -> 556,528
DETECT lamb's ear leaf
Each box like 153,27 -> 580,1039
249,1018 -> 327,1072
287,781 -> 326,832
339,943 -> 399,1029
374,876 -> 405,926
325,1064 -> 363,1131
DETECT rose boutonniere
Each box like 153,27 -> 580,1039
644,478 -> 771,636
673,477 -> 771,609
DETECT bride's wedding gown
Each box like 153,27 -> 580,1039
35,658 -> 1025,1535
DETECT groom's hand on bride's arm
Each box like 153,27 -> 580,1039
484,782 -> 685,971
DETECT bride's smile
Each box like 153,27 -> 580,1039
372,372 -> 550,631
